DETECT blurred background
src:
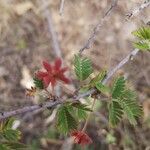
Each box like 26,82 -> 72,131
0,0 -> 150,149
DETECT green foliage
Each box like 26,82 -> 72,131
71,102 -> 92,120
95,83 -> 110,96
132,27 -> 150,40
74,54 -> 93,81
112,77 -> 125,99
132,27 -> 150,51
33,77 -> 44,89
0,118 -> 27,149
1,118 -> 15,130
1,142 -> 27,150
3,129 -> 21,141
56,102 -> 92,134
109,100 -> 123,127
57,105 -> 77,134
76,109 -> 87,120
0,144 -> 8,150
133,40 -> 150,50
0,118 -> 21,141
71,102 -> 92,112
89,70 -> 107,87
109,77 -> 143,126
118,90 -> 143,125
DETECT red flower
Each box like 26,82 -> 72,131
71,131 -> 92,146
36,58 -> 70,88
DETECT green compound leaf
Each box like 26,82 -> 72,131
3,129 -> 21,141
57,105 -> 77,134
33,77 -> 44,89
71,103 -> 92,120
133,40 -> 150,50
71,103 -> 92,112
74,54 -> 93,81
132,27 -> 150,40
89,70 -> 107,87
95,82 -> 110,96
118,90 -> 143,125
112,77 -> 126,99
132,27 -> 150,51
1,118 -> 15,131
1,141 -> 27,150
1,118 -> 21,141
76,109 -> 87,120
109,77 -> 143,126
0,118 -> 27,149
109,100 -> 123,127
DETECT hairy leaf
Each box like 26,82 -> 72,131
112,77 -> 125,99
133,40 -> 150,50
118,90 -> 143,125
3,129 -> 21,141
89,70 -> 107,87
2,118 -> 15,130
57,105 -> 77,134
71,103 -> 92,120
95,82 -> 110,96
132,27 -> 150,40
2,141 -> 27,150
77,109 -> 87,120
0,118 -> 27,149
33,77 -> 44,89
132,27 -> 150,51
71,103 -> 92,112
74,55 -> 93,81
109,100 -> 123,127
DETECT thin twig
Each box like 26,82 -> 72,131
41,0 -> 63,96
102,49 -> 139,84
126,0 -> 150,20
79,0 -> 118,55
74,49 -> 139,100
0,101 -> 63,121
42,0 -> 62,58
59,0 -> 65,16
0,48 -> 139,121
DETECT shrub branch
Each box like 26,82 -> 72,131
0,48 -> 139,121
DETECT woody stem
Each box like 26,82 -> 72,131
82,98 -> 96,132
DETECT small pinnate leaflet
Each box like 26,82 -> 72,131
109,100 -> 123,127
0,118 -> 27,149
132,27 -> 150,51
74,55 -> 93,81
109,77 -> 143,126
57,105 -> 77,134
89,70 -> 107,87
71,102 -> 92,120
33,77 -> 44,89
112,77 -> 126,99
